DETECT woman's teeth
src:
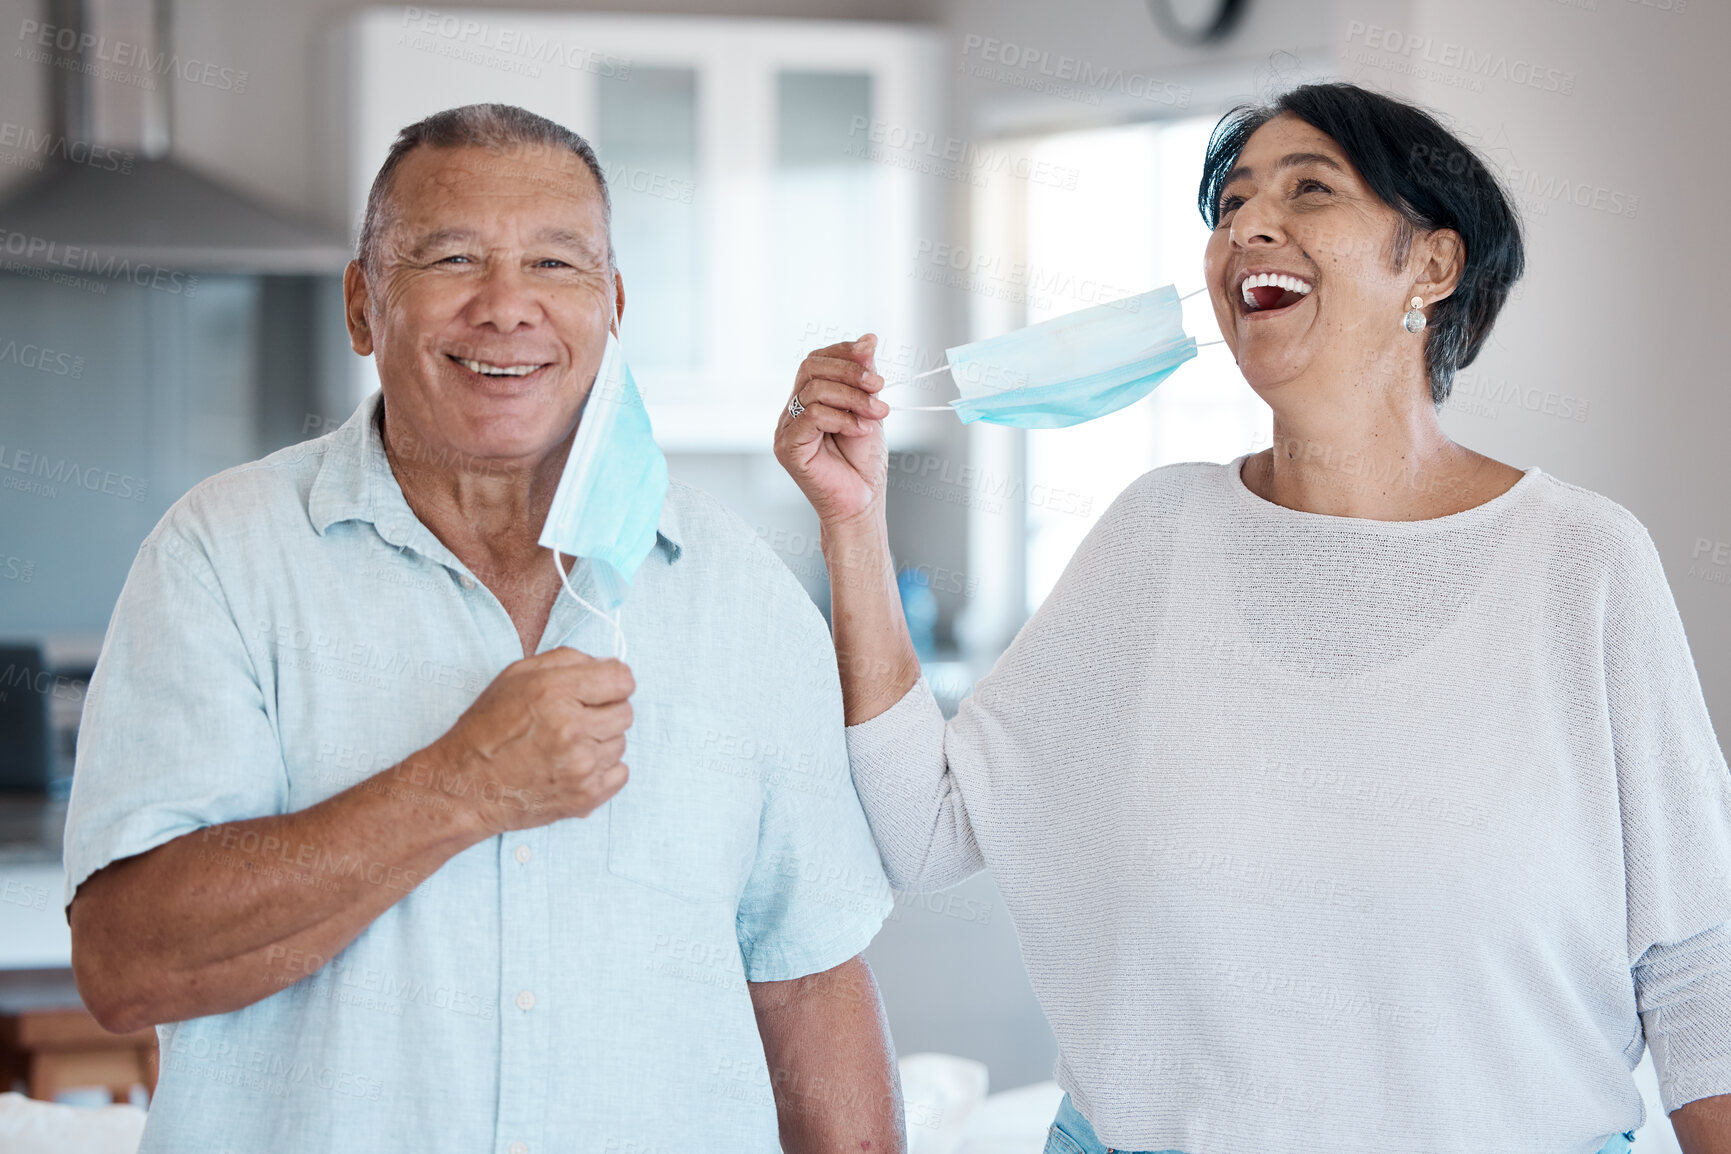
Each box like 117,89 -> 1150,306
456,358 -> 541,377
1241,273 -> 1314,310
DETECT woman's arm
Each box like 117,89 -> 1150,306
1604,518 -> 1731,1137
1672,1097 -> 1731,1154
773,334 -> 920,723
773,335 -> 983,890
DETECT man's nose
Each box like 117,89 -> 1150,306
465,263 -> 543,330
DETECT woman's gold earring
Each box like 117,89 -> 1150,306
1402,296 -> 1427,334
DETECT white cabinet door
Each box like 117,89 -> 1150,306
342,10 -> 943,451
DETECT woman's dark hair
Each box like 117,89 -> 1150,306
1198,83 -> 1524,405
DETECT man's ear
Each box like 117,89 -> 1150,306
1415,227 -> 1465,306
612,268 -> 626,333
343,261 -> 375,357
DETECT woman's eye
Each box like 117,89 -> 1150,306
1295,178 -> 1332,195
437,255 -> 472,265
1217,195 -> 1244,217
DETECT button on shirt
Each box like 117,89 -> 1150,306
63,392 -> 894,1153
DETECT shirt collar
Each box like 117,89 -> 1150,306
307,390 -> 683,562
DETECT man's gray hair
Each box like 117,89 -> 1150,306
356,103 -> 613,278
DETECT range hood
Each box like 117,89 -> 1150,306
0,0 -> 350,275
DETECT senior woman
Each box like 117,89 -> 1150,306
774,83 -> 1731,1154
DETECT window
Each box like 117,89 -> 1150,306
596,66 -> 701,373
975,117 -> 1272,615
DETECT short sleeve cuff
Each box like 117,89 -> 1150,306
1658,1067 -> 1731,1117
64,810 -> 211,907
739,888 -> 893,983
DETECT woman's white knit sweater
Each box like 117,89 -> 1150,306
844,455 -> 1731,1154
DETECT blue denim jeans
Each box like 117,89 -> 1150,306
1042,1093 -> 1639,1154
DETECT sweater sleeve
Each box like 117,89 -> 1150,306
1606,520 -> 1731,1112
1635,919 -> 1731,1114
843,467 -> 1183,893
844,676 -> 981,891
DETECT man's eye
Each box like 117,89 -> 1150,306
436,255 -> 472,265
535,259 -> 572,269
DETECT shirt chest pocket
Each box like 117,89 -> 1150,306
606,711 -> 764,904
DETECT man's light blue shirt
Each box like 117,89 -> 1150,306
63,391 -> 894,1153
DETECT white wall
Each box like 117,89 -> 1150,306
1327,0 -> 1731,736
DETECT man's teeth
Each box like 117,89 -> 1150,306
457,357 -> 541,377
1240,273 -> 1315,308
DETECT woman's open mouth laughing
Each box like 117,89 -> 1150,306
1236,269 -> 1314,318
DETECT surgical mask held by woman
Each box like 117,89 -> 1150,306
883,284 -> 1205,428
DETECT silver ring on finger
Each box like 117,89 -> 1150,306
787,393 -> 806,419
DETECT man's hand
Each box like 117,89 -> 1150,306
427,647 -> 635,836
71,647 -> 637,1033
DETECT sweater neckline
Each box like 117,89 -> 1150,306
1223,452 -> 1543,531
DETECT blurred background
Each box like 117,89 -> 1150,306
0,0 -> 1723,1146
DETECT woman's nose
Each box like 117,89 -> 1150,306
1230,192 -> 1284,248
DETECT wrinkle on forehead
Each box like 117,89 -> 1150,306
376,146 -> 612,272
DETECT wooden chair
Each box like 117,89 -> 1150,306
0,969 -> 157,1103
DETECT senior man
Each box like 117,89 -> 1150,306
62,103 -> 903,1153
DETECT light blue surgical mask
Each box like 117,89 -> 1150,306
538,331 -> 668,659
890,285 -> 1218,429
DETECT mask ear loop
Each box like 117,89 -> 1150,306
550,548 -> 627,663
880,363 -> 956,411
1180,287 -> 1229,349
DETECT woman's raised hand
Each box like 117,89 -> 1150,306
774,334 -> 891,527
